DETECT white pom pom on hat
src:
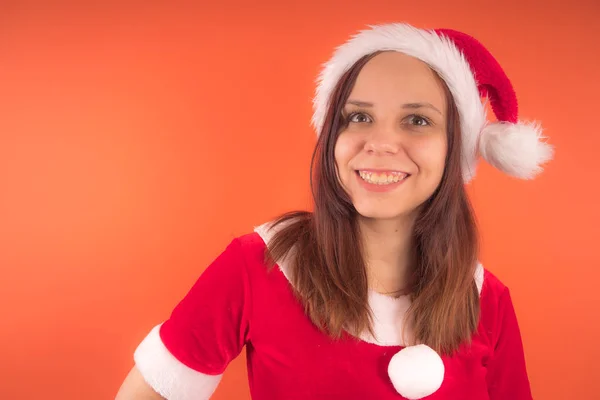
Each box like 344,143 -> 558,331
311,23 -> 554,182
479,121 -> 553,180
388,344 -> 445,399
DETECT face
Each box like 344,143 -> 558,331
334,51 -> 449,222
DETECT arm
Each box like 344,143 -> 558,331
115,366 -> 165,400
116,238 -> 251,400
486,288 -> 533,400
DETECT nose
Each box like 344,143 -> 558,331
363,124 -> 400,155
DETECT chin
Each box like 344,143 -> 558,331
354,203 -> 416,221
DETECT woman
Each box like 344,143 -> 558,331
116,23 -> 553,400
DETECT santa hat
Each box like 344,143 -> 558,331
312,23 -> 554,183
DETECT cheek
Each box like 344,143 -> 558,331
411,135 -> 448,175
334,135 -> 356,174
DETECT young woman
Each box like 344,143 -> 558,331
116,23 -> 553,400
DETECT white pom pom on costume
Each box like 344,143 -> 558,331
387,344 -> 445,400
478,121 -> 554,179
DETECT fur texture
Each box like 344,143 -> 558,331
134,324 -> 222,400
479,121 -> 553,179
311,23 -> 553,182
388,344 -> 445,399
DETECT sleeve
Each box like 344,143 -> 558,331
133,238 -> 252,400
486,287 -> 533,400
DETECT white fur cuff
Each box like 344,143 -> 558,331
134,324 -> 222,400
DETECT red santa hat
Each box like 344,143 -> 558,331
312,23 -> 554,182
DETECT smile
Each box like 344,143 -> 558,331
357,170 -> 410,185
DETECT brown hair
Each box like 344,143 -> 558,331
264,52 -> 480,355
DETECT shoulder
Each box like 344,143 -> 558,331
224,220 -> 287,279
232,219 -> 284,264
234,229 -> 269,258
477,266 -> 517,343
481,267 -> 507,292
208,220 -> 276,269
229,230 -> 271,277
480,267 -> 510,307
185,226 -> 273,296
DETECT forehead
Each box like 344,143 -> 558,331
350,51 -> 447,109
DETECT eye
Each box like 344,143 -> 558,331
348,112 -> 372,124
406,114 -> 432,127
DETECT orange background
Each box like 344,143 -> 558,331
1,1 -> 599,399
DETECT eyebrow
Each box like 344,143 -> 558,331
346,99 -> 443,116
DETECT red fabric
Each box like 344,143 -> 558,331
435,28 -> 519,124
159,232 -> 532,399
481,286 -> 533,399
160,238 -> 252,374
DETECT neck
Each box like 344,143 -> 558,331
359,214 -> 416,296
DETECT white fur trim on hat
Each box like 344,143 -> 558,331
312,23 -> 485,183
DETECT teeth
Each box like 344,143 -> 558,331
358,171 -> 408,185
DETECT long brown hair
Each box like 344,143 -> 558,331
264,52 -> 480,355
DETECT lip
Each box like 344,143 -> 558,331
356,168 -> 410,174
355,170 -> 409,193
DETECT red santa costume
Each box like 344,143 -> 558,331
132,23 -> 553,399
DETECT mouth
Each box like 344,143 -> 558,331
355,170 -> 411,186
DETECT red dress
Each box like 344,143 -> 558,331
133,223 -> 532,400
